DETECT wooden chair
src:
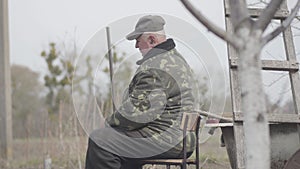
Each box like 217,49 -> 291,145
142,112 -> 201,169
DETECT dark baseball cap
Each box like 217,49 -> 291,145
126,15 -> 166,40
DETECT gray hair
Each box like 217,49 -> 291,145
142,30 -> 166,41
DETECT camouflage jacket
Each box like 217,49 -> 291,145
106,39 -> 197,153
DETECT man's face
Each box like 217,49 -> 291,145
135,34 -> 152,56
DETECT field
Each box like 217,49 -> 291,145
1,129 -> 231,169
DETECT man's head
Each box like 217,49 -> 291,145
126,15 -> 167,56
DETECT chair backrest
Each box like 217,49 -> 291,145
141,112 -> 201,169
180,112 -> 200,131
181,112 -> 201,169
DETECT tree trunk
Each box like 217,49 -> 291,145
236,22 -> 270,169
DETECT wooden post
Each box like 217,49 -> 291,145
0,0 -> 12,160
44,154 -> 52,169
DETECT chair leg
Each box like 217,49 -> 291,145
166,164 -> 171,169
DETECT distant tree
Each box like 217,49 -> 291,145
11,64 -> 45,138
41,43 -> 74,114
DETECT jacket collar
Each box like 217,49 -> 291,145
136,38 -> 176,65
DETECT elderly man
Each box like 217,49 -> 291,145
85,15 -> 197,169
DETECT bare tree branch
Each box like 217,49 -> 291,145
255,0 -> 284,31
262,0 -> 300,45
227,0 -> 250,28
267,19 -> 300,32
179,0 -> 239,49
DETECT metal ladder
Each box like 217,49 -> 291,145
223,0 -> 300,168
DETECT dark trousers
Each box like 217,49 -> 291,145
85,128 -> 192,169
86,138 -> 143,169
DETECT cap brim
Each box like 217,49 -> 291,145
126,31 -> 142,40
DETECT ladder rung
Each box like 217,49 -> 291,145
229,59 -> 299,71
225,8 -> 289,19
233,112 -> 300,123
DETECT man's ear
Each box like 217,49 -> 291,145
148,35 -> 156,45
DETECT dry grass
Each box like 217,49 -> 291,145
1,137 -> 87,169
1,129 -> 231,169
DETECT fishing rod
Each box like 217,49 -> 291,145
106,26 -> 116,113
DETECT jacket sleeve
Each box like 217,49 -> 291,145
106,69 -> 167,130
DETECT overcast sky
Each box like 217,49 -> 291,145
8,0 -> 226,71
7,0 -> 300,105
